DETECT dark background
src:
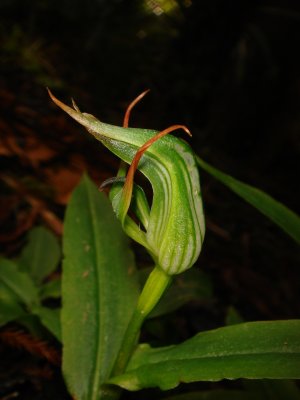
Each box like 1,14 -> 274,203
1,0 -> 300,205
0,0 -> 299,398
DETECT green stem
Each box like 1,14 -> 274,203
111,266 -> 172,377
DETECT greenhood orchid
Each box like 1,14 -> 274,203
48,89 -> 205,276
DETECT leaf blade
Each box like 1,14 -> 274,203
0,258 -> 39,307
196,156 -> 300,244
0,296 -> 25,326
110,320 -> 300,390
18,226 -> 61,284
62,175 -> 140,400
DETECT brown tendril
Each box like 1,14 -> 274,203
123,89 -> 150,128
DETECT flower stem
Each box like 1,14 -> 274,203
111,266 -> 172,377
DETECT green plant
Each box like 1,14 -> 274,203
1,90 -> 299,400
0,226 -> 61,340
49,90 -> 300,400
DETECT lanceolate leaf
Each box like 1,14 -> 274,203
0,258 -> 39,307
18,226 -> 61,284
196,156 -> 300,244
0,282 -> 26,326
62,175 -> 140,400
109,320 -> 300,391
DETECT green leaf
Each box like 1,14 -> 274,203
39,278 -> 61,300
196,156 -> 300,244
0,258 -> 39,307
0,282 -> 26,326
32,305 -> 61,341
110,320 -> 300,391
62,174 -> 140,400
0,300 -> 25,326
18,226 -> 61,284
